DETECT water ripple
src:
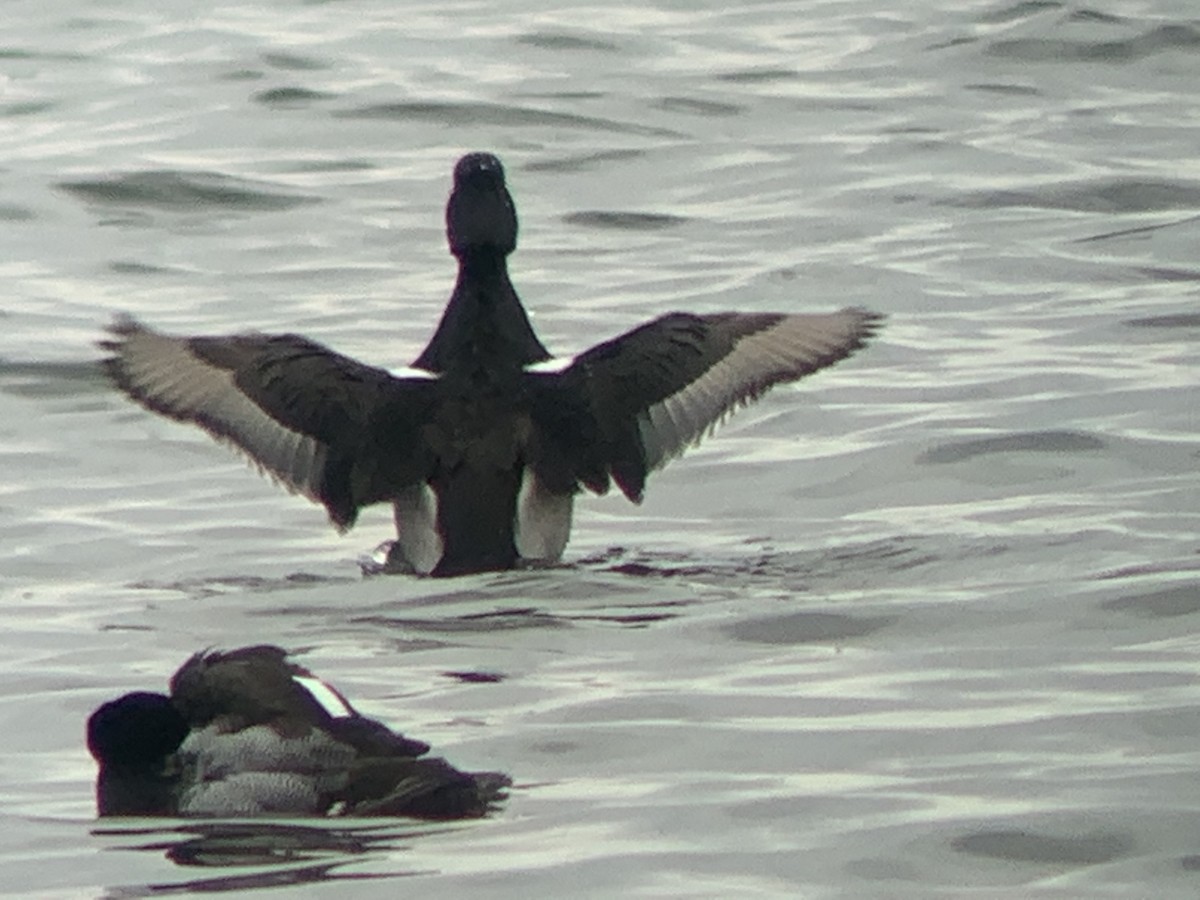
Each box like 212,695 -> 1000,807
563,210 -> 688,231
918,430 -> 1106,464
952,178 -> 1200,213
58,171 -> 319,213
1124,312 -> 1200,328
1100,583 -> 1200,619
336,101 -> 681,138
516,32 -> 620,53
253,87 -> 336,107
987,23 -> 1200,63
726,612 -> 897,645
524,149 -> 646,173
951,827 -> 1133,865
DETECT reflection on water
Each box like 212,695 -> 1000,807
95,821 -> 421,895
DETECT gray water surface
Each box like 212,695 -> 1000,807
2,1 -> 1199,896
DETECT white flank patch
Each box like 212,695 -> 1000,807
514,467 -> 572,561
393,482 -> 443,575
524,355 -> 576,375
294,675 -> 354,718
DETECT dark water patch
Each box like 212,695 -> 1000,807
1132,266 -> 1200,284
0,359 -> 107,398
151,821 -> 391,864
97,821 -> 410,890
986,24 -> 1200,63
1100,583 -> 1200,618
1067,9 -> 1126,25
569,598 -> 694,628
583,537 -> 973,589
564,210 -> 688,231
443,670 -> 504,683
570,611 -> 678,626
951,828 -> 1132,865
964,82 -> 1041,96
810,539 -> 951,574
262,51 -> 329,71
0,204 -> 34,221
578,547 -> 736,579
59,170 -> 318,213
918,430 -> 1105,464
355,607 -> 569,634
800,543 -> 912,571
109,260 -> 178,275
519,90 -> 607,102
516,32 -> 620,52
337,101 -> 681,138
530,739 -> 579,755
112,860 -> 341,893
1074,213 -> 1200,244
525,148 -> 645,173
977,1 -> 1062,25
715,68 -> 797,84
2,100 -> 55,117
1124,312 -> 1200,328
601,562 -> 720,579
1098,556 -> 1200,581
223,67 -> 266,81
129,572 -> 351,601
654,96 -> 743,117
953,178 -> 1200,214
0,47 -> 86,62
727,611 -> 896,645
254,86 -> 336,106
928,36 -> 978,52
288,158 -> 376,173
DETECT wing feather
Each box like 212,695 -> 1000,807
636,308 -> 883,471
100,316 -> 434,528
534,307 -> 882,501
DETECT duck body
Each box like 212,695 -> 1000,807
101,152 -> 883,576
86,645 -> 510,818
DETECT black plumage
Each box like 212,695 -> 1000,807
87,645 -> 510,819
101,152 -> 883,575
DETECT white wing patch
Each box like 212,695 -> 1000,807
108,323 -> 329,502
638,309 -> 877,471
514,467 -> 573,561
525,356 -> 576,375
387,365 -> 440,380
294,675 -> 354,718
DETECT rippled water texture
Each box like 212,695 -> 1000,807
2,1 -> 1198,896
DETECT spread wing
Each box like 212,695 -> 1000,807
100,316 -> 436,529
530,307 -> 882,501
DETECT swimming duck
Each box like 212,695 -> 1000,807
101,152 -> 882,576
87,645 -> 510,818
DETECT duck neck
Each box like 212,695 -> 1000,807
414,249 -> 550,372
